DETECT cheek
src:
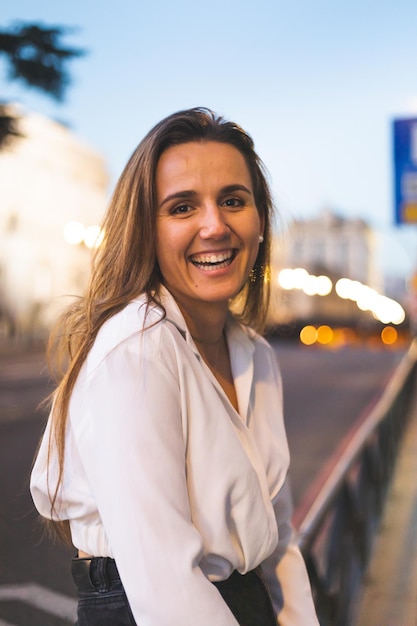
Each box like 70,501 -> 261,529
156,224 -> 189,268
246,216 -> 262,246
155,231 -> 170,274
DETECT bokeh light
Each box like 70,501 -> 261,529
300,325 -> 318,345
63,221 -> 84,245
84,225 -> 104,249
64,222 -> 104,249
381,326 -> 398,345
317,325 -> 334,344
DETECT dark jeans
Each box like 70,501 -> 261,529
72,557 -> 136,625
71,557 -> 276,626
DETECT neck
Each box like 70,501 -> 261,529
169,293 -> 238,411
174,297 -> 229,347
191,331 -> 224,346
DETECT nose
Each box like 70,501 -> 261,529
199,204 -> 230,240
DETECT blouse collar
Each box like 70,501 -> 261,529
157,285 -> 256,421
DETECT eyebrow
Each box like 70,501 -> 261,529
158,184 -> 253,208
159,190 -> 196,208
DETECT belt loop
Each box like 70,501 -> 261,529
95,557 -> 110,593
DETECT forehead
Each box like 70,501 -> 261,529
156,141 -> 252,188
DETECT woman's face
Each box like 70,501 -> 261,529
155,141 -> 263,316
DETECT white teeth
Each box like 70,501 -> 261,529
190,250 -> 235,271
197,260 -> 231,271
191,251 -> 232,264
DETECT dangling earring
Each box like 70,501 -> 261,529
249,264 -> 265,283
258,235 -> 264,243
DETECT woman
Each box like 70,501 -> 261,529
31,108 -> 319,625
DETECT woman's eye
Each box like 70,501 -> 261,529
222,197 -> 243,208
171,204 -> 192,215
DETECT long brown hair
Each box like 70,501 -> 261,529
45,107 -> 275,540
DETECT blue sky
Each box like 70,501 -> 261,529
1,0 -> 417,278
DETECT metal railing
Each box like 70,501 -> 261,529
294,339 -> 417,626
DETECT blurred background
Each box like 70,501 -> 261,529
0,0 -> 416,345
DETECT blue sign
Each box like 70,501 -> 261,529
393,118 -> 417,224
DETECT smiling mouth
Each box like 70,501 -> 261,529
189,250 -> 237,271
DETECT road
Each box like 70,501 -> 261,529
270,340 -> 404,506
0,341 -> 404,625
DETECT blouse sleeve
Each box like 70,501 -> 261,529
67,333 -> 239,626
260,479 -> 319,625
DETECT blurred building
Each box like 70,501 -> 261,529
280,208 -> 378,284
0,106 -> 109,338
269,208 -> 382,327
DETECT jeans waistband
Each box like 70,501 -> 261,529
71,557 -> 276,625
71,557 -> 264,592
72,556 -> 121,593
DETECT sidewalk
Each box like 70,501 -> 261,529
355,375 -> 417,626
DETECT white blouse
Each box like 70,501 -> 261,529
31,288 -> 319,625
